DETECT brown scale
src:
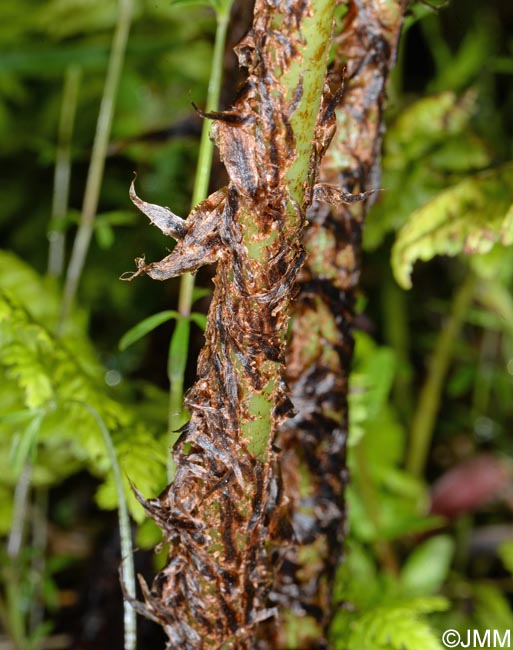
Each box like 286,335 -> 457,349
262,1 -> 406,648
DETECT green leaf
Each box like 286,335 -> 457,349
95,423 -> 167,522
95,210 -> 138,226
430,23 -> 492,92
471,246 -> 513,284
401,535 -> 454,597
473,583 -> 513,632
475,278 -> 513,338
170,0 -> 233,19
349,332 -> 397,446
428,134 -> 490,173
170,0 -> 215,8
0,256 -> 167,517
35,0 -> 118,39
333,541 -> 381,608
136,518 -> 163,550
375,466 -> 425,500
190,312 -> 207,330
392,163 -> 513,289
337,597 -> 449,650
0,409 -> 38,425
119,310 -> 179,350
3,339 -> 54,409
192,286 -> 211,304
387,91 -> 476,163
364,92 -> 491,251
94,212 -> 137,249
95,222 -> 115,249
498,540 -> 513,576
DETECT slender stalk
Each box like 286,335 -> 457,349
59,0 -> 133,329
190,5 -> 231,209
5,582 -> 27,650
471,329 -> 498,420
167,3 -> 232,479
53,7 -> 135,642
47,65 -> 82,279
29,488 -> 49,635
407,272 -> 477,477
5,463 -> 33,650
79,402 -> 136,650
382,272 -> 413,420
7,463 -> 32,561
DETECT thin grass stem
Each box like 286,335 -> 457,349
59,0 -> 133,330
47,65 -> 82,279
407,271 -> 477,477
79,402 -> 137,650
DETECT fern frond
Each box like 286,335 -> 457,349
0,253 -> 168,520
332,597 -> 449,650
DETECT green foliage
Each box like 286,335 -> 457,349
331,539 -> 450,650
119,307 -> 206,351
119,310 -> 180,350
392,163 -> 513,288
170,0 -> 233,14
400,536 -> 455,597
472,583 -> 513,633
364,91 -> 491,251
0,250 -> 167,521
498,540 -> 513,576
330,494 -> 459,650
349,332 -> 397,447
332,597 -> 448,650
347,333 -> 439,543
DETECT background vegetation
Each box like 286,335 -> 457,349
0,0 -> 512,648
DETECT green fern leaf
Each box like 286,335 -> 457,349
392,163 -> 513,289
343,597 -> 449,650
0,253 -> 168,519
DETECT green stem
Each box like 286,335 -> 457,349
167,3 -> 232,480
29,488 -> 49,635
4,463 -> 32,649
47,65 -> 82,279
407,272 -> 477,477
471,329 -> 497,419
6,462 -> 32,561
79,402 -> 137,650
382,272 -> 413,420
5,582 -> 28,650
59,0 -> 133,330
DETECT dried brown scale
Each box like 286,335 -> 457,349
122,1 -> 346,647
264,1 -> 405,647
